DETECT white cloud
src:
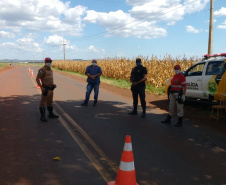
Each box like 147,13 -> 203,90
167,21 -> 176,26
183,0 -> 209,14
63,5 -> 87,24
0,31 -> 15,38
88,45 -> 105,53
0,42 -> 17,48
44,35 -> 79,51
0,0 -> 212,41
44,35 -> 64,46
17,36 -> 42,52
0,0 -> 86,36
126,0 -> 162,6
84,10 -> 167,39
66,45 -> 79,51
0,0 -> 221,60
84,10 -> 99,23
217,20 -> 226,29
129,0 -> 184,22
214,7 -> 226,17
128,0 -> 208,24
0,36 -> 42,52
84,0 -> 209,39
186,25 -> 200,33
88,45 -> 98,52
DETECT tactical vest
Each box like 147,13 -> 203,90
131,65 -> 147,86
41,67 -> 54,87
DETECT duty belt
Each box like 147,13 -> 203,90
42,86 -> 55,96
170,90 -> 182,93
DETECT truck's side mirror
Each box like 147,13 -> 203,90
182,71 -> 187,76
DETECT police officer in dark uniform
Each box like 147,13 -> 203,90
36,57 -> 59,122
129,58 -> 148,118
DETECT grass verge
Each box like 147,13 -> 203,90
15,63 -> 43,67
0,63 -> 11,67
53,68 -> 165,95
0,63 -> 12,70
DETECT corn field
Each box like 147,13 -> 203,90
52,56 -> 199,88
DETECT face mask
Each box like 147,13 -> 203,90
174,70 -> 180,74
92,62 -> 97,66
136,63 -> 141,66
46,63 -> 51,67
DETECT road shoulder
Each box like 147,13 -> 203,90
54,70 -> 226,133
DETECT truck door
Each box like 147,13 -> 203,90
185,62 -> 206,99
203,61 -> 225,99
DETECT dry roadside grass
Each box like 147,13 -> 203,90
0,66 -> 14,73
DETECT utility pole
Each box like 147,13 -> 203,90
208,0 -> 214,54
62,39 -> 66,60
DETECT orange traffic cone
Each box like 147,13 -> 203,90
108,135 -> 139,185
28,67 -> 30,72
30,69 -> 34,77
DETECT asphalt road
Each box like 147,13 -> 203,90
0,66 -> 226,185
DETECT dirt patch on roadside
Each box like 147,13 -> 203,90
0,66 -> 14,74
54,70 -> 226,132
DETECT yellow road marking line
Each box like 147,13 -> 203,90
28,68 -> 116,182
54,102 -> 118,173
30,75 -> 37,87
58,116 -> 113,183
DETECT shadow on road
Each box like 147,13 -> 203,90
55,99 -> 226,185
0,94 -> 226,185
0,95 -> 106,185
150,98 -> 226,131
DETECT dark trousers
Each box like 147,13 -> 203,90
131,85 -> 146,110
40,90 -> 53,107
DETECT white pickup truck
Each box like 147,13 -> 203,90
165,53 -> 226,102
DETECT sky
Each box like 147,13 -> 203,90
0,0 -> 225,60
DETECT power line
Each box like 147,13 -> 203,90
76,0 -> 209,41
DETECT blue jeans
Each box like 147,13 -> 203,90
84,82 -> 100,104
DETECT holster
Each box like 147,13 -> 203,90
43,86 -> 55,96
176,90 -> 184,104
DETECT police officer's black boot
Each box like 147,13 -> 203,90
129,106 -> 138,115
174,117 -> 183,127
141,107 -> 146,118
161,114 -> 171,124
39,107 -> 48,122
47,106 -> 59,118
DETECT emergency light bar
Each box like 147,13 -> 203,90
203,53 -> 226,59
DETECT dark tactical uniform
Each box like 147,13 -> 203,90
37,66 -> 54,107
130,65 -> 147,116
37,63 -> 59,122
